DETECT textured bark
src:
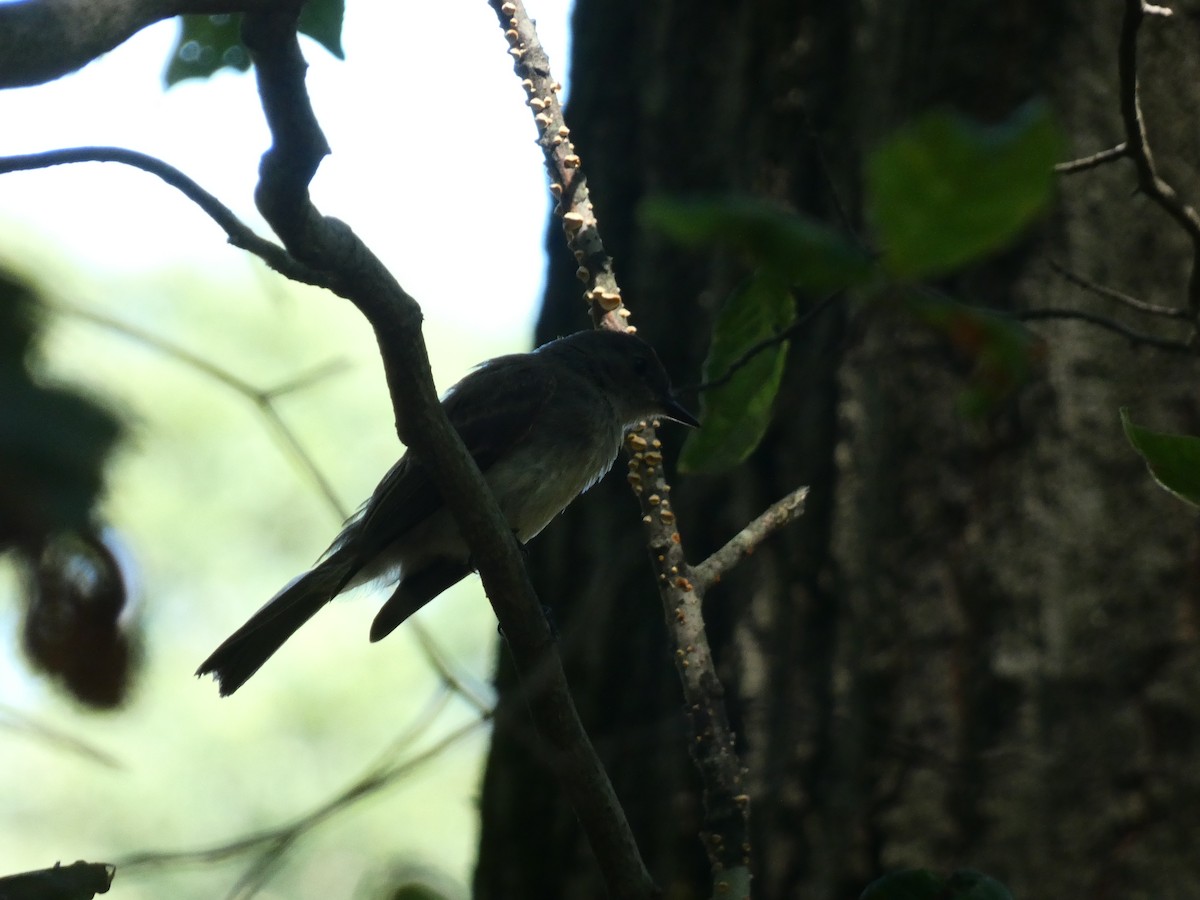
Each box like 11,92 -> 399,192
475,2 -> 1200,898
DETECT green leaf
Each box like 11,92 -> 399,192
164,2 -> 344,87
867,100 -> 1062,279
1121,408 -> 1200,507
861,869 -> 1013,900
679,274 -> 794,474
641,195 -> 873,293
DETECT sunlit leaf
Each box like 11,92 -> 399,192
679,274 -> 794,473
641,195 -> 873,293
867,101 -> 1062,279
1121,408 -> 1200,507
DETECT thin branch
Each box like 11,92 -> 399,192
492,2 -> 755,893
50,300 -> 351,519
0,147 -> 322,286
0,703 -> 122,770
1055,142 -> 1128,174
1047,259 -> 1191,319
115,696 -> 487,881
1118,0 -> 1200,312
1015,307 -> 1194,353
489,0 -> 626,331
692,487 -> 809,589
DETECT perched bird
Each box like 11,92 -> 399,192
197,329 -> 698,695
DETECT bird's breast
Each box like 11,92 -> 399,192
485,416 -> 625,542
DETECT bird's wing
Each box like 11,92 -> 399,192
338,356 -> 558,570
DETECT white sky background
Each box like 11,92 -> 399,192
0,0 -> 572,332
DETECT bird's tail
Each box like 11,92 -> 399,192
196,558 -> 354,696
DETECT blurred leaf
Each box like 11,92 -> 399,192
861,869 -> 1013,900
165,1 -> 344,87
904,291 -> 1043,416
945,869 -> 1015,900
22,529 -> 139,710
641,195 -> 873,293
0,377 -> 122,541
1121,408 -> 1200,507
679,274 -> 793,473
867,100 -> 1062,279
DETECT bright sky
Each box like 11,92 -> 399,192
0,1 -> 573,331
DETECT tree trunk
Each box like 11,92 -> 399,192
475,2 -> 1200,898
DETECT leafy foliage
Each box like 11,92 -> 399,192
164,1 -> 346,87
644,102 -> 1058,471
1121,408 -> 1200,507
641,195 -> 872,294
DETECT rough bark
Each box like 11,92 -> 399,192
475,2 -> 1200,898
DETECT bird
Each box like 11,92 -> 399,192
196,328 -> 698,695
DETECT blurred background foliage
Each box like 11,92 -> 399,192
0,232 -> 515,898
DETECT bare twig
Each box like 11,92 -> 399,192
1015,307 -> 1194,353
1055,142 -> 1128,174
1047,259 -> 1191,320
692,488 -> 809,589
0,147 -> 322,285
49,300 -> 351,519
489,0 -> 627,332
1118,0 -> 1200,313
0,703 -> 122,769
492,3 -> 765,895
115,694 -> 487,887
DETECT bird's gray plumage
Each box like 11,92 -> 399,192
196,329 -> 696,695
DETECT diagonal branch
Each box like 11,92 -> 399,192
238,8 -> 654,899
1055,142 -> 1128,174
1047,259 -> 1191,320
692,488 -> 809,589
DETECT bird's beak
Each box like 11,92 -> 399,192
659,394 -> 701,428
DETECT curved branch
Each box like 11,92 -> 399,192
0,147 -> 322,284
0,0 -> 281,89
238,9 -> 656,898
